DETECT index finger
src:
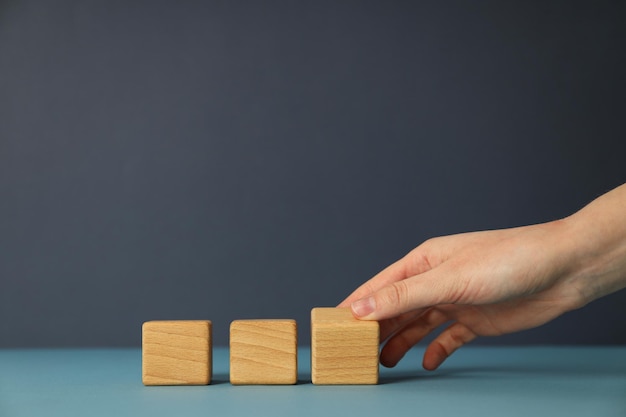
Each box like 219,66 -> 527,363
337,258 -> 407,308
338,232 -> 491,309
338,246 -> 434,308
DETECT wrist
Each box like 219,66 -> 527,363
558,188 -> 626,308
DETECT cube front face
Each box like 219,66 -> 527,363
142,320 -> 212,385
230,319 -> 297,385
311,307 -> 379,385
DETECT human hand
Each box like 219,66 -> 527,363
339,221 -> 587,371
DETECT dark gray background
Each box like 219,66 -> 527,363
1,1 -> 625,348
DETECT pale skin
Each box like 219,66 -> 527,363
339,183 -> 626,371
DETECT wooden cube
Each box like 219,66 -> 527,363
230,319 -> 297,385
142,320 -> 212,385
311,307 -> 379,384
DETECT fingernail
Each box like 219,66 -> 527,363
351,297 -> 376,318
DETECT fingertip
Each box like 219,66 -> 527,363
379,347 -> 403,368
380,355 -> 399,368
351,296 -> 376,319
422,323 -> 476,370
422,345 -> 445,371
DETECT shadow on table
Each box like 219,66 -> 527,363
380,363 -> 626,384
211,373 -> 315,385
213,361 -> 626,385
210,373 -> 231,385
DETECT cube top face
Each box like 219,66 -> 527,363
143,320 -> 211,336
311,307 -> 378,327
311,308 -> 379,385
231,319 -> 297,331
142,320 -> 212,386
230,319 -> 297,385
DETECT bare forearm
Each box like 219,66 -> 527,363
564,183 -> 626,306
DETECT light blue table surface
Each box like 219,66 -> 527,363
1,346 -> 625,416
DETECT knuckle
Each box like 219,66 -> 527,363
382,280 -> 410,309
447,327 -> 465,348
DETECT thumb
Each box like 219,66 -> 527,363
350,268 -> 456,321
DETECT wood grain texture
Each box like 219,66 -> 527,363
230,319 -> 297,385
142,320 -> 212,385
311,307 -> 379,385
